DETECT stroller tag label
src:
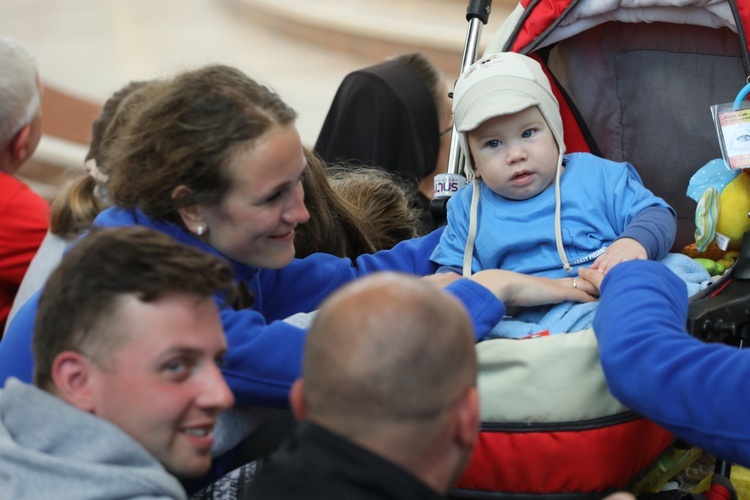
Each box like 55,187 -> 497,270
714,232 -> 730,251
712,102 -> 750,170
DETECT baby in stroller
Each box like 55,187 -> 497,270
430,52 -> 707,338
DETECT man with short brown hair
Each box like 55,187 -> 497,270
0,226 -> 236,499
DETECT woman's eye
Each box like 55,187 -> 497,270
265,191 -> 283,203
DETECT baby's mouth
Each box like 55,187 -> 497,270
511,170 -> 534,183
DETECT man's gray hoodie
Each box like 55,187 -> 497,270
0,378 -> 187,499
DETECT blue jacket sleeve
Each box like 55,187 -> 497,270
259,228 -> 445,321
218,304 -> 307,408
220,226 -> 505,407
445,278 -> 506,341
594,260 -> 750,465
0,290 -> 39,385
221,273 -> 505,408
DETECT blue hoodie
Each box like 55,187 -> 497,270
1,207 -> 505,407
595,260 -> 750,466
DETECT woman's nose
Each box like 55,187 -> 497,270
284,182 -> 310,224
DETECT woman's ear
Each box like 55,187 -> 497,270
172,185 -> 206,235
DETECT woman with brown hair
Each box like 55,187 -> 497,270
2,64 -> 596,408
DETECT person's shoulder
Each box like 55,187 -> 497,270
245,474 -> 327,499
243,457 -> 331,500
0,172 -> 48,213
448,181 -> 475,202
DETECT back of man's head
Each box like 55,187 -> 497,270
299,271 -> 477,436
294,272 -> 478,492
0,35 -> 40,151
33,226 -> 234,391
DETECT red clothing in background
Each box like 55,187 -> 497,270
0,172 -> 49,331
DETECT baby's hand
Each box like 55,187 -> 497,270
591,238 -> 647,275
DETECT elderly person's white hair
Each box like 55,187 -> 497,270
0,35 -> 41,150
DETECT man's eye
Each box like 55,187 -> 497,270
164,359 -> 188,374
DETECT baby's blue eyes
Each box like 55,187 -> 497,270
484,129 -> 536,148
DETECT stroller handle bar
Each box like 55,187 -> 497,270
431,1 -> 493,226
450,0 -> 493,176
467,0 -> 492,24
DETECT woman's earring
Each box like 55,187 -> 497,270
196,225 -> 205,236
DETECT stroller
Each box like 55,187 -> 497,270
442,0 -> 750,498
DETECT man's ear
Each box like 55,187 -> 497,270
289,379 -> 307,421
172,185 -> 205,235
455,386 -> 480,452
50,351 -> 97,413
8,124 -> 32,165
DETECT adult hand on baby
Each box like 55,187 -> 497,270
591,238 -> 647,275
556,275 -> 599,298
469,269 -> 597,308
578,267 -> 604,293
421,271 -> 462,288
